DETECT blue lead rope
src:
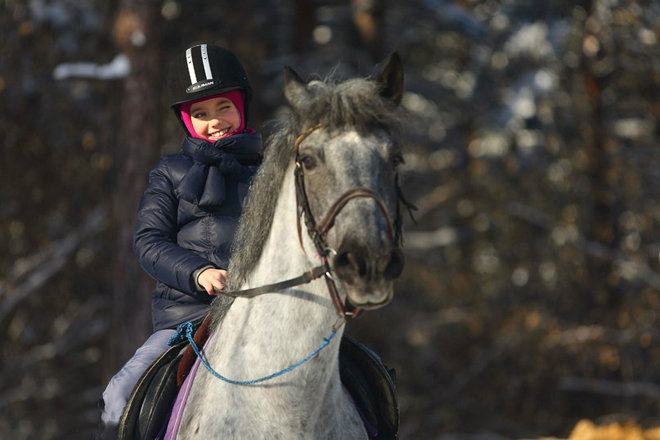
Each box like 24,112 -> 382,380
169,321 -> 339,386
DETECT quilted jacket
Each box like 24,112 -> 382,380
133,133 -> 262,331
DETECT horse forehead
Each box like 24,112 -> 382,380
322,129 -> 390,160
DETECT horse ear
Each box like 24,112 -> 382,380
376,52 -> 404,105
284,66 -> 310,110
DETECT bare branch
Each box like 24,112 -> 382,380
412,183 -> 459,220
444,333 -> 521,398
0,384 -> 104,410
0,205 -> 107,323
0,297 -> 108,388
559,377 -> 660,400
547,325 -> 636,347
508,201 -> 660,290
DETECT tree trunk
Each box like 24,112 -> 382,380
293,0 -> 315,53
579,1 -> 620,309
351,0 -> 384,61
105,0 -> 163,380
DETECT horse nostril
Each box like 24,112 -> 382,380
384,248 -> 404,280
334,250 -> 368,280
334,249 -> 369,283
334,251 -> 351,277
335,245 -> 403,283
348,252 -> 368,278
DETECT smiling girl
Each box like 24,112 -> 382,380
98,44 -> 262,438
187,93 -> 243,140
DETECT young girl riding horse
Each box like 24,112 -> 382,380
98,43 -> 262,439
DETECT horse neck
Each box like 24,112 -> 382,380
226,162 -> 341,362
246,162 -> 320,289
189,163 -> 359,436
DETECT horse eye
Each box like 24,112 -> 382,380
301,155 -> 317,170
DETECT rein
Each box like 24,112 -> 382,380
171,320 -> 343,386
223,265 -> 328,299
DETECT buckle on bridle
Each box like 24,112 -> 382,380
322,247 -> 337,259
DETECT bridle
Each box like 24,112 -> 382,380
223,124 -> 414,319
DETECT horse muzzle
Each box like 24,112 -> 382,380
330,241 -> 404,308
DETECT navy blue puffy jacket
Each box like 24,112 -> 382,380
133,133 -> 262,331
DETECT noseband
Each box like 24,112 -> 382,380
224,124 -> 412,320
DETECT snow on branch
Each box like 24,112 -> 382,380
508,201 -> 660,290
405,226 -> 463,250
53,54 -> 130,81
420,0 -> 486,42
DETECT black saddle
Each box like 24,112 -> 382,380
118,335 -> 399,440
118,340 -> 187,440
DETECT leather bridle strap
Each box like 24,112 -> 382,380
317,188 -> 395,238
294,123 -> 324,150
221,265 -> 328,299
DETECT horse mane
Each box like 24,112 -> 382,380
211,74 -> 403,321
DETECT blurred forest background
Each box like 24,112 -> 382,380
2,0 -> 660,439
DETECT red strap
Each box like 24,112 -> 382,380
177,315 -> 212,387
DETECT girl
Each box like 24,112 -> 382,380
98,43 -> 262,438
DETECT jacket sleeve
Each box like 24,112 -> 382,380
133,156 -> 215,295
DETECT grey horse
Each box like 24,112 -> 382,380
170,53 -> 405,440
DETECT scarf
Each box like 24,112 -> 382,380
175,132 -> 262,209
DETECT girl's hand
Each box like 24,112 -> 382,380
197,268 -> 228,296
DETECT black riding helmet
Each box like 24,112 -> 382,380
168,44 -> 252,130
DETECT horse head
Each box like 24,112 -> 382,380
283,53 -> 406,310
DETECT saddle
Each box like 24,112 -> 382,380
339,335 -> 400,439
118,329 -> 399,440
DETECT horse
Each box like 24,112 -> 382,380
166,53 -> 406,439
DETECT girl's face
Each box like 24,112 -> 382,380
190,96 -> 241,141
